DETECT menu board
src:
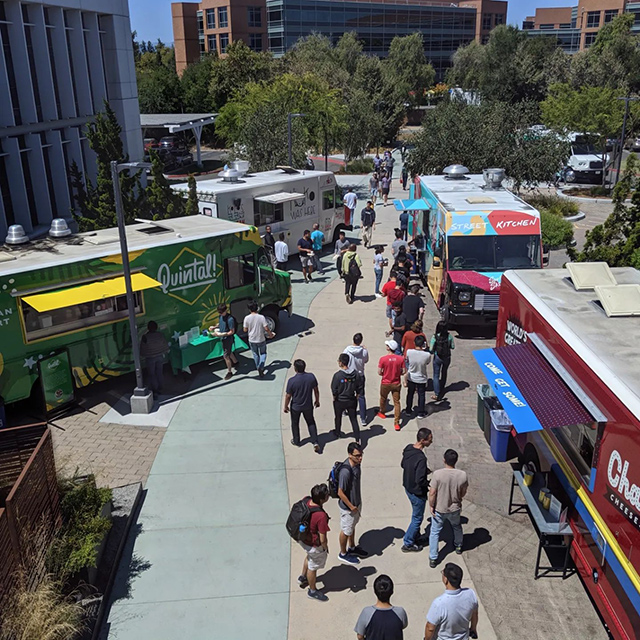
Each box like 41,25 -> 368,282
38,349 -> 76,415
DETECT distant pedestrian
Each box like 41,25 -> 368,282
342,243 -> 362,304
429,449 -> 468,568
354,574 -> 408,639
344,188 -> 358,225
430,320 -> 455,401
373,246 -> 387,297
377,340 -> 406,431
381,174 -> 391,206
242,301 -> 274,377
360,201 -> 376,248
399,210 -> 409,241
214,303 -> 239,380
337,442 -> 367,565
404,335 -> 431,418
401,427 -> 433,552
369,173 -> 379,205
332,353 -> 364,441
373,154 -> 382,172
391,229 -> 409,259
284,359 -> 321,453
311,222 -> 325,275
402,284 -> 425,328
263,225 -> 276,266
401,319 -> 426,355
275,232 -> 289,270
401,166 -> 409,191
424,563 -> 478,640
386,154 -> 395,174
295,484 -> 331,603
298,229 -> 315,283
140,320 -> 169,393
343,333 -> 369,425
335,230 -> 350,278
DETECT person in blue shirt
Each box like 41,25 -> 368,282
399,211 -> 409,241
310,223 -> 325,275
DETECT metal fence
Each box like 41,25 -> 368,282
0,424 -> 61,612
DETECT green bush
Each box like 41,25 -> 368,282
524,193 -> 579,218
343,157 -> 374,174
541,209 -> 574,249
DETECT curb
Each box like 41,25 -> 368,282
565,211 -> 586,221
556,187 -> 629,205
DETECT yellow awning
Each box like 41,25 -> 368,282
22,273 -> 162,313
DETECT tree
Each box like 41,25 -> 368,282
341,88 -> 383,161
135,39 -> 182,113
185,175 -> 199,217
144,151 -> 187,220
283,33 -> 349,89
181,54 -> 216,112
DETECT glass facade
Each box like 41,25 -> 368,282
526,27 -> 581,53
265,0 -> 476,78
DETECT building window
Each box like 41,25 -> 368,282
196,10 -> 203,33
1,23 -> 22,125
218,6 -> 228,28
0,153 -> 15,227
248,6 -> 262,27
634,12 -> 640,26
199,37 -> 205,56
268,8 -> 282,23
559,23 -> 572,29
604,9 -> 618,23
206,8 -> 215,29
207,34 -> 216,53
249,33 -> 262,51
584,32 -> 597,48
494,14 -> 504,25
482,13 -> 491,30
539,24 -> 555,30
219,33 -> 229,53
585,11 -> 600,28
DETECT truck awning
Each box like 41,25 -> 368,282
22,273 -> 162,312
473,338 -> 600,434
393,199 -> 430,211
255,192 -> 304,204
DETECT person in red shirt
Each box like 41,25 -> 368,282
402,319 -> 426,353
381,275 -> 407,333
377,339 -> 406,431
298,483 -> 331,602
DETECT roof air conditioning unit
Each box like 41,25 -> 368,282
443,164 -> 470,179
219,169 -> 242,183
483,168 -> 505,189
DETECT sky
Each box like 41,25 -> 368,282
129,0 -> 575,46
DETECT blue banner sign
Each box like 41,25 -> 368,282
473,348 -> 543,434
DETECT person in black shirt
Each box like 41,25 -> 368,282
402,284 -> 425,327
284,359 -> 321,453
297,230 -> 315,283
263,225 -> 276,266
391,304 -> 407,352
331,353 -> 364,442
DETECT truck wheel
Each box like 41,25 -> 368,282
262,307 -> 280,335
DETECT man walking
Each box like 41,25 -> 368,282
215,303 -> 239,380
360,201 -> 376,249
343,333 -> 369,425
399,210 -> 409,241
342,243 -> 362,304
354,574 -> 408,639
404,335 -> 431,418
334,230 -> 350,278
429,449 -> 468,568
311,222 -> 325,275
425,563 -> 478,640
401,427 -> 433,552
337,442 -> 367,565
263,225 -> 276,267
140,320 -> 169,393
274,232 -> 289,270
332,353 -> 364,442
344,188 -> 357,225
284,359 -> 321,453
297,229 -> 315,283
377,340 -> 406,431
242,301 -> 274,377
369,173 -> 379,205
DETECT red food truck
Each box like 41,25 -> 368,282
474,264 -> 640,639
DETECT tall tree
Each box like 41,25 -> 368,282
181,54 -> 217,113
144,151 -> 187,220
134,36 -> 182,113
185,175 -> 199,217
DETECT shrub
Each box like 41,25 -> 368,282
524,193 -> 579,218
541,209 -> 574,249
343,157 -> 374,174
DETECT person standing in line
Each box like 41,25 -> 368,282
369,172 -> 379,205
332,353 -> 364,442
274,232 -> 289,271
399,210 -> 409,241
401,319 -> 426,354
391,229 -> 409,259
354,574 -> 408,639
402,284 -> 425,328
404,335 -> 431,418
382,274 -> 406,331
337,442 -> 367,565
429,449 -> 468,568
380,173 -> 391,206
373,246 -> 387,298
401,427 -> 433,552
377,340 -> 406,431
140,320 -> 169,393
344,188 -> 358,226
430,320 -> 455,401
263,225 -> 276,267
296,484 -> 331,603
424,563 -> 479,640
242,301 -> 274,377
297,229 -> 315,284
342,243 -> 362,304
401,165 -> 409,191
310,222 -> 325,275
360,201 -> 376,249
391,303 -> 407,353
343,333 -> 369,426
214,303 -> 239,380
335,230 -> 350,278
284,359 -> 321,453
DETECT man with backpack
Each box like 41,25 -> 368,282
360,201 -> 376,249
429,320 -> 455,401
332,353 -> 364,442
286,483 -> 330,602
341,243 -> 362,304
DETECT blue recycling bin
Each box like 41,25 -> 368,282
490,410 -> 512,462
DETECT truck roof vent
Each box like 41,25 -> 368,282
483,168 -> 505,190
5,224 -> 29,245
566,262 -> 617,290
49,218 -> 72,238
219,169 -> 243,183
595,284 -> 640,317
443,164 -> 470,180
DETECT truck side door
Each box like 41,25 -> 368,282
223,253 -> 257,328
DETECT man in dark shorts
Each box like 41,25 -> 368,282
284,359 -> 321,453
216,303 -> 238,380
298,229 -> 315,283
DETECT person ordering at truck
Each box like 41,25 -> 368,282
215,303 -> 239,381
140,321 -> 169,394
298,229 -> 315,284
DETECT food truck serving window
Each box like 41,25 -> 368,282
322,189 -> 334,211
551,422 -> 597,482
225,254 -> 256,289
253,201 -> 284,227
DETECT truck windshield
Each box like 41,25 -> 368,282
448,235 -> 541,271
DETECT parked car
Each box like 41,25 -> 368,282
159,136 -> 187,152
605,137 -> 621,152
625,137 -> 640,152
143,137 -> 159,151
174,152 -> 194,168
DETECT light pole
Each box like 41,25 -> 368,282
287,113 -> 305,167
111,160 -> 153,413
615,96 -> 639,186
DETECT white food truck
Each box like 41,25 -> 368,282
172,167 -> 348,254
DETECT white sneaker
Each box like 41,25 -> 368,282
375,293 -> 383,298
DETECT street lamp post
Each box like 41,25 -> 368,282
110,160 -> 153,414
287,113 -> 305,167
615,96 -> 639,186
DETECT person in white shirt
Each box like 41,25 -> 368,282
344,188 -> 357,225
343,332 -> 370,425
242,300 -> 274,377
274,232 -> 289,270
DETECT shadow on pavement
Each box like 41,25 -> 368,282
358,526 -> 405,557
320,564 -> 377,593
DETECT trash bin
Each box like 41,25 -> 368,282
476,384 -> 495,432
490,410 -> 513,462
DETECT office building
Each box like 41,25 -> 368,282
0,0 -> 143,241
523,0 -> 640,53
172,0 -> 507,77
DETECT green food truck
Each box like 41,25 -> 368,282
0,217 -> 292,408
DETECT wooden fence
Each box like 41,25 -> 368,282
0,424 -> 61,612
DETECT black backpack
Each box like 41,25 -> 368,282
286,497 -> 323,543
328,460 -> 351,499
434,332 -> 451,359
348,255 -> 362,279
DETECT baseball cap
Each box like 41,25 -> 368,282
385,339 -> 398,351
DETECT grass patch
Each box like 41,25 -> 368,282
340,157 -> 374,174
563,186 -> 612,198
